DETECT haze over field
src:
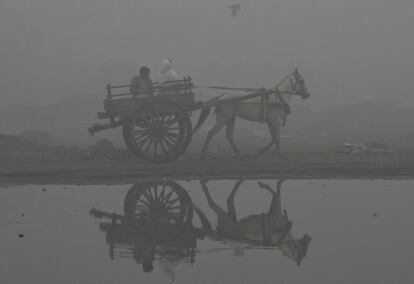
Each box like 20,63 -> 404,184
3,3 -> 414,283
1,0 -> 413,148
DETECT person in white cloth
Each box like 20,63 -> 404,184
158,58 -> 179,84
157,59 -> 181,95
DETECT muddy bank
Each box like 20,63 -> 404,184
1,153 -> 413,186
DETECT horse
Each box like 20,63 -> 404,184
198,179 -> 312,265
193,69 -> 311,160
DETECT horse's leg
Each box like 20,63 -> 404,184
200,110 -> 229,160
259,180 -> 289,234
226,117 -> 243,158
268,180 -> 285,217
268,118 -> 286,159
201,182 -> 234,233
258,121 -> 275,155
270,180 -> 291,243
201,182 -> 228,220
274,123 -> 283,158
227,179 -> 244,222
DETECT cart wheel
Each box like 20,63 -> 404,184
123,101 -> 192,163
124,181 -> 194,227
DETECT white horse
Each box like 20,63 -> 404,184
193,69 -> 310,160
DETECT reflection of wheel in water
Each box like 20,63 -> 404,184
124,181 -> 193,226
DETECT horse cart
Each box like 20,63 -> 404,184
88,76 -> 277,162
88,69 -> 309,162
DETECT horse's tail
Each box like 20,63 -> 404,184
193,106 -> 211,133
193,94 -> 226,133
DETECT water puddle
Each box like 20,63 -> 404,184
1,180 -> 413,283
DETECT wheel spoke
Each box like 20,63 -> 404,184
165,134 -> 184,150
163,189 -> 175,204
134,132 -> 148,140
163,133 -> 179,145
134,129 -> 152,135
164,131 -> 180,139
154,108 -> 161,126
163,117 -> 179,127
137,196 -> 151,206
136,134 -> 151,148
158,138 -> 167,153
167,205 -> 181,210
143,189 -> 155,202
164,126 -> 183,131
159,184 -> 167,202
134,133 -> 151,143
165,197 -> 180,206
150,186 -> 159,201
153,186 -> 159,201
161,135 -> 176,149
143,135 -> 154,154
153,136 -> 159,156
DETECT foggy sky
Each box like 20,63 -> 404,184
1,0 -> 414,111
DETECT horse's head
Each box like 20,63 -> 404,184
293,234 -> 312,266
279,233 -> 312,266
273,68 -> 310,103
291,68 -> 311,100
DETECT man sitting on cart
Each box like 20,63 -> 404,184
130,66 -> 154,96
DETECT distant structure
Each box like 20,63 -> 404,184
226,4 -> 241,18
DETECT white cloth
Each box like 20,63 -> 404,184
158,59 -> 179,84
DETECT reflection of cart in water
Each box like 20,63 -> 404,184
90,181 -> 202,274
91,178 -> 312,277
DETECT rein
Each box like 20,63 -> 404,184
193,71 -> 303,97
193,85 -> 261,92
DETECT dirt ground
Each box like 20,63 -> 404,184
1,152 -> 414,186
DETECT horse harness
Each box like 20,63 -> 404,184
260,88 -> 291,126
260,212 -> 292,245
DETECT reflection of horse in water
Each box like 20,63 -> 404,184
198,179 -> 311,265
90,181 -> 202,280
